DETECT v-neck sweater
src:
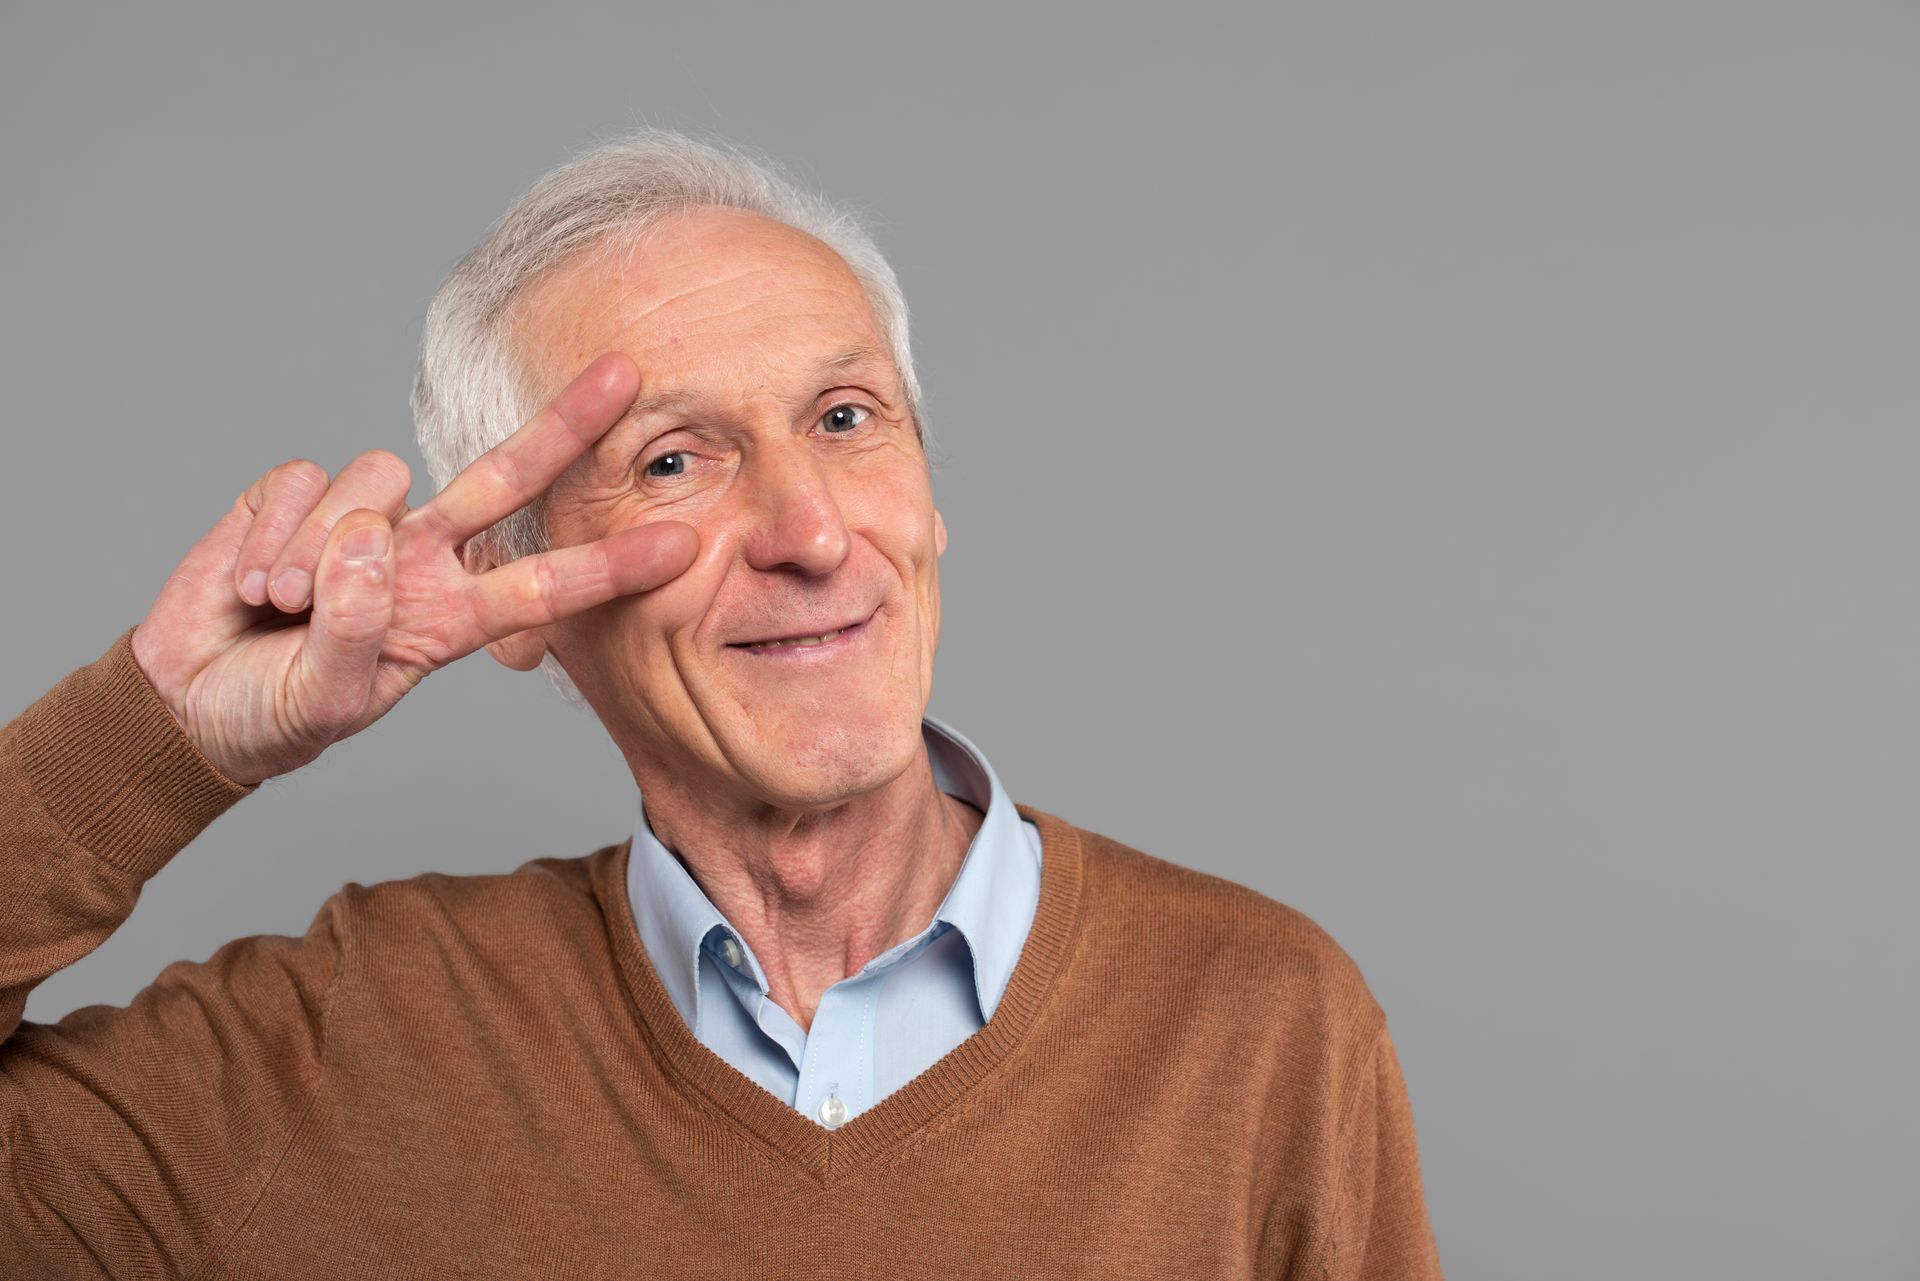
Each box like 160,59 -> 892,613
1,625 -> 1445,1279
624,711 -> 1045,1127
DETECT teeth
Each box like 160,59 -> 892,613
746,626 -> 846,649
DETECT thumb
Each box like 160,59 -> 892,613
292,510 -> 395,731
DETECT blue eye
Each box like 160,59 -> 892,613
821,403 -> 870,433
645,451 -> 690,478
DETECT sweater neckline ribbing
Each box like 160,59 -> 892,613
590,801 -> 1087,1185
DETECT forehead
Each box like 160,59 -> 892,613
505,206 -> 887,401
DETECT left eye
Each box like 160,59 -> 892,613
820,403 -> 870,433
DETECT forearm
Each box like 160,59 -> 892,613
0,623 -> 256,1043
0,628 -> 353,1277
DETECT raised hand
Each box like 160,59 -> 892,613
129,352 -> 697,786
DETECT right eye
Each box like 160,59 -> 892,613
644,451 -> 691,479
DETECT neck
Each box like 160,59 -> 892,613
632,742 -> 985,1034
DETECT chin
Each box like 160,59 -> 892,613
737,706 -> 925,809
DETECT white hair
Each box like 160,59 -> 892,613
410,126 -> 930,708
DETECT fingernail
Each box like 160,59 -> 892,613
274,568 -> 312,608
343,525 -> 390,560
242,569 -> 267,604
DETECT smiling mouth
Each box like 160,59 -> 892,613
727,610 -> 875,651
734,625 -> 856,650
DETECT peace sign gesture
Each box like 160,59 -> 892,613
130,353 -> 696,786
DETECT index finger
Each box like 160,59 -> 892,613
421,351 -> 639,546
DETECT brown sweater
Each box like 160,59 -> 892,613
1,625 -> 1444,1279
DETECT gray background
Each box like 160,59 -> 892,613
4,2 -> 1915,1275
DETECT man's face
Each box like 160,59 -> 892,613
496,206 -> 947,811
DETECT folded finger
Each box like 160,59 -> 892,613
234,460 -> 330,606
268,450 -> 413,612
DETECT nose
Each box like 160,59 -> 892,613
740,439 -> 853,576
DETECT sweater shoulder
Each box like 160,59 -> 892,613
328,842 -> 621,954
1065,819 -> 1385,1037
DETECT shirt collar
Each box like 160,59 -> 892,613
625,715 -> 1040,1039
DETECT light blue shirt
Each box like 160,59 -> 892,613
625,715 -> 1043,1130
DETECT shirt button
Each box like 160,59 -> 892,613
721,937 -> 744,969
818,1094 -> 849,1128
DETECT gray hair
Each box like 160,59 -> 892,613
409,126 -> 929,708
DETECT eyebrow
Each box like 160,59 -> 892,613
618,344 -> 892,426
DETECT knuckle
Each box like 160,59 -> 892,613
348,448 -> 413,487
326,601 -> 389,644
277,458 -> 330,490
368,447 -> 412,476
531,555 -> 561,617
486,446 -> 532,501
242,472 -> 277,514
317,573 -> 392,635
245,459 -> 324,512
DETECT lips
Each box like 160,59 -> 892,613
727,609 -> 874,649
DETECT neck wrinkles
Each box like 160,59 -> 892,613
633,746 -> 982,1030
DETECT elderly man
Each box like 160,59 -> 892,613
0,129 -> 1443,1277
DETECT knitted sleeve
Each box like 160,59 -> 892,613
0,625 -> 345,1279
1318,1023 -> 1446,1280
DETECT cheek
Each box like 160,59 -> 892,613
842,471 -> 939,566
557,482 -> 731,643
604,526 -> 731,654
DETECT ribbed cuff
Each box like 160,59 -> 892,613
15,624 -> 259,880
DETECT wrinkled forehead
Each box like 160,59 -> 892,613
503,207 -> 890,408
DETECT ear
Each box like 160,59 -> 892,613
462,536 -> 548,672
934,507 -> 948,557
484,630 -> 549,672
